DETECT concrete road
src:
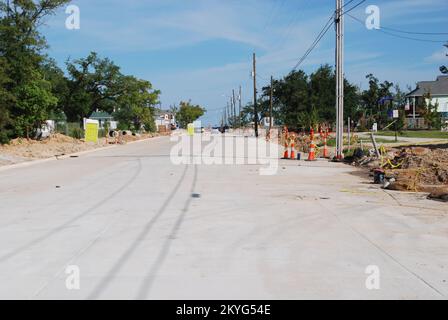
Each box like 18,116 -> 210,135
0,135 -> 447,300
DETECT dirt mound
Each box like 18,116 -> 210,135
394,147 -> 448,186
0,134 -> 105,161
0,132 -> 161,167
353,145 -> 448,197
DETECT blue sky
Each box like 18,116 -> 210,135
41,0 -> 448,125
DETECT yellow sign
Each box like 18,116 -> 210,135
85,122 -> 99,143
187,123 -> 195,136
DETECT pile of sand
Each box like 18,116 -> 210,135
0,134 -> 106,161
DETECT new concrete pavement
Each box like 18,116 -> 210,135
0,135 -> 447,300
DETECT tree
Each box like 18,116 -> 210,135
12,70 -> 58,139
273,70 -> 309,128
176,101 -> 206,128
422,93 -> 442,130
361,74 -> 394,129
64,52 -> 124,121
0,57 -> 14,143
0,0 -> 70,85
259,65 -> 361,130
309,64 -> 335,121
240,102 -> 256,127
41,57 -> 69,113
113,76 -> 160,132
0,0 -> 69,142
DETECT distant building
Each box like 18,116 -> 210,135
405,75 -> 448,128
406,75 -> 448,117
258,117 -> 275,129
154,110 -> 177,132
89,111 -> 116,129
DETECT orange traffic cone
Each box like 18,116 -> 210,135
323,129 -> 329,158
290,138 -> 296,160
308,142 -> 316,161
307,128 -> 316,161
283,142 -> 289,159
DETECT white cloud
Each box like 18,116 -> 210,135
425,49 -> 448,63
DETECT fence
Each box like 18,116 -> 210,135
405,118 -> 428,130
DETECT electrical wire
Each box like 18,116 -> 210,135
347,13 -> 447,43
343,0 -> 366,15
292,14 -> 335,71
380,26 -> 448,36
290,0 -> 367,71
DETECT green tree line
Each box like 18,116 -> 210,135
240,64 -> 439,131
0,0 -> 163,144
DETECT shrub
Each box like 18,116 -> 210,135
0,131 -> 10,145
69,127 -> 83,139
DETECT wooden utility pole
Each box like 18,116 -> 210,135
239,86 -> 242,127
269,75 -> 273,132
335,0 -> 345,159
232,89 -> 237,128
253,53 -> 259,138
225,102 -> 229,126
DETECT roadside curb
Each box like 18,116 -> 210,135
0,135 -> 166,173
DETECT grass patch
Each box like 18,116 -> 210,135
365,138 -> 402,144
325,138 -> 401,147
376,130 -> 448,139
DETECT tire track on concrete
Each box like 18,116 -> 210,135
87,164 -> 190,299
32,207 -> 125,298
136,165 -> 198,299
0,161 -> 134,232
318,200 -> 445,298
0,159 -> 142,264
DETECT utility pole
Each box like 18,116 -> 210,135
239,86 -> 242,127
229,97 -> 233,128
335,0 -> 345,159
269,75 -> 273,132
225,102 -> 229,126
232,89 -> 237,128
253,53 -> 259,138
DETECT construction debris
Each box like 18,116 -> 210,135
350,145 -> 448,201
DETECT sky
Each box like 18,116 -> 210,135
41,0 -> 448,125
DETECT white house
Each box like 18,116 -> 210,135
406,75 -> 448,118
154,110 -> 177,131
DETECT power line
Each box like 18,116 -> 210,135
290,0 -> 367,71
256,74 -> 271,82
292,14 -> 335,71
343,0 -> 366,15
347,13 -> 447,43
348,12 -> 448,36
380,26 -> 448,36
342,0 -> 357,9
